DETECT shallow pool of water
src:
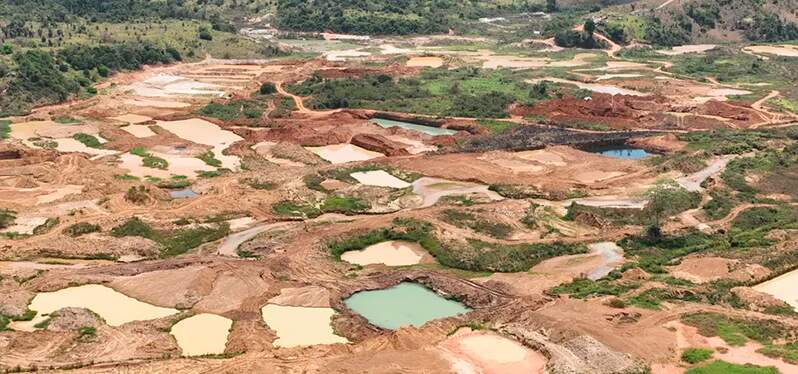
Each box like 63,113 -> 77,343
169,188 -> 198,199
371,118 -> 457,136
584,145 -> 651,160
171,313 -> 232,356
344,282 -> 470,330
20,284 -> 178,328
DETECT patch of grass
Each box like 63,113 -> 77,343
0,209 -> 16,229
440,209 -> 513,239
682,312 -> 785,347
319,196 -> 369,215
72,133 -> 102,149
78,326 -> 96,337
156,175 -> 192,189
680,130 -> 772,155
328,218 -> 586,272
113,174 -> 140,181
241,178 -> 276,190
197,151 -> 222,167
0,119 -> 10,139
32,217 -> 60,235
109,217 -> 229,257
303,174 -> 328,192
198,99 -> 263,121
682,348 -> 714,364
272,201 -> 322,219
550,278 -> 639,299
627,288 -> 667,310
477,119 -> 518,135
62,222 -> 100,237
685,360 -> 778,374
33,318 -> 51,329
129,146 -> 168,169
54,116 -> 81,124
197,170 -> 222,178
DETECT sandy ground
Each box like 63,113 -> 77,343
657,44 -> 716,55
743,45 -> 798,58
120,125 -> 157,138
668,257 -> 770,284
528,78 -> 647,96
340,240 -> 427,266
437,328 -> 548,374
306,144 -> 385,164
170,313 -> 232,356
406,56 -> 444,68
411,177 -> 504,208
110,114 -> 153,124
118,152 -> 215,179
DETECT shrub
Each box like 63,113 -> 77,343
62,222 -> 101,237
125,186 -> 151,204
72,133 -> 102,149
0,209 -> 15,229
259,82 -> 276,95
682,348 -> 714,364
197,151 -> 222,167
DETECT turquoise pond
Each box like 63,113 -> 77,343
584,145 -> 651,160
344,282 -> 471,330
371,118 -> 457,136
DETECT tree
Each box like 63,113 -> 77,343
584,19 -> 596,36
259,82 -> 276,95
1,43 -> 12,55
546,0 -> 557,13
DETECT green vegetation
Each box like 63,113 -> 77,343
62,222 -> 101,237
686,361 -> 778,374
78,326 -> 96,337
197,151 -> 222,167
0,310 -> 36,331
198,99 -> 263,121
0,119 -> 11,139
682,312 -> 784,347
553,20 -> 607,49
33,217 -> 60,235
566,180 -> 700,229
289,69 -> 547,118
155,176 -> 192,189
682,348 -> 714,364
550,278 -> 639,299
241,178 -> 276,190
259,82 -> 276,95
130,147 -> 167,170
110,217 -> 230,257
328,218 -> 586,272
0,209 -> 15,229
440,209 -> 513,239
72,133 -> 102,149
275,0 -> 538,35
53,116 -> 81,124
319,196 -> 369,214
476,119 -> 518,135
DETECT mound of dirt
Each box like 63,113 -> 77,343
731,287 -> 793,313
667,257 -> 770,284
350,133 -> 410,157
46,307 -> 103,331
